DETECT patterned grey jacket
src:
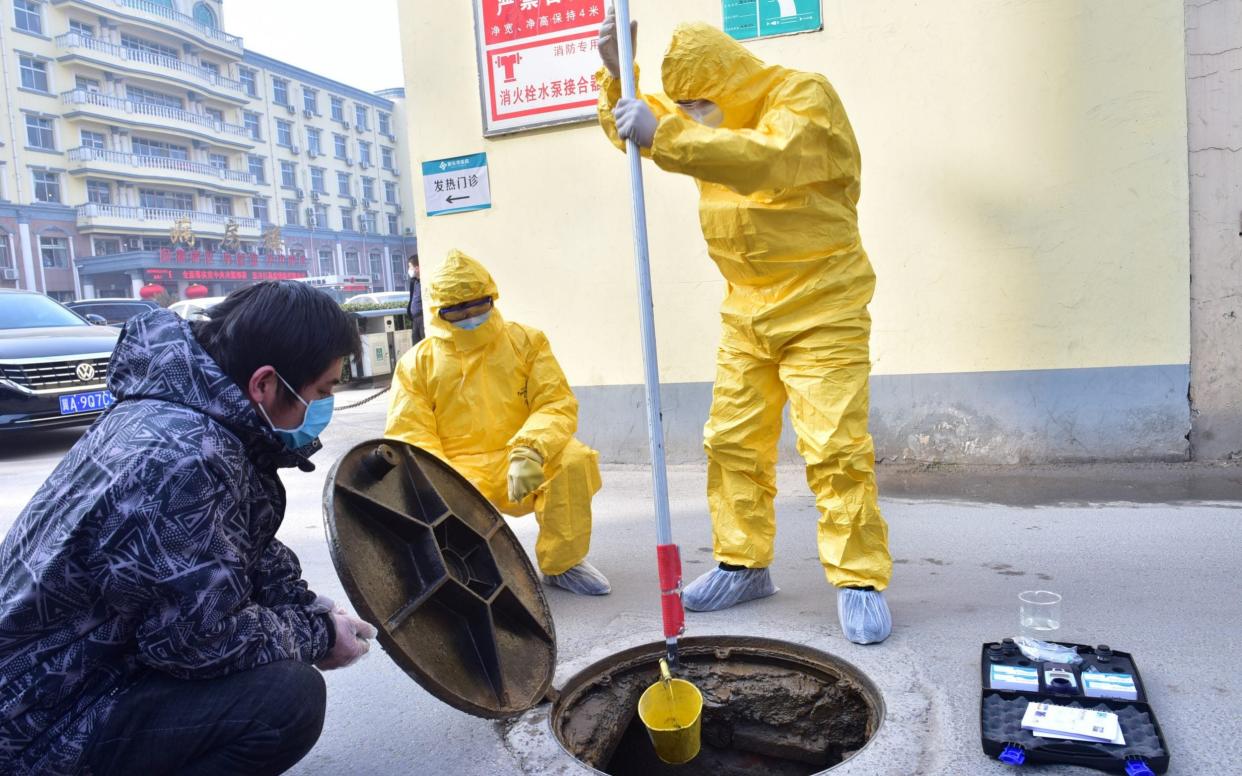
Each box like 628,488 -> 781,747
0,309 -> 334,774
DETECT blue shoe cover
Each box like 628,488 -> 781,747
544,560 -> 611,596
837,588 -> 892,644
683,566 -> 777,612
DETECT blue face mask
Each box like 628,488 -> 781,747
258,372 -> 334,451
453,310 -> 492,331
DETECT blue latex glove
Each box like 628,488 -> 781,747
614,98 -> 657,149
683,566 -> 777,612
837,588 -> 892,645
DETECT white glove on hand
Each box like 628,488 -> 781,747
615,98 -> 657,149
316,607 -> 378,671
598,6 -> 637,78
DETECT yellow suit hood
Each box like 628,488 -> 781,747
428,249 -> 501,317
661,23 -> 783,128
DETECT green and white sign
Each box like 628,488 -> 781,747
722,0 -> 822,41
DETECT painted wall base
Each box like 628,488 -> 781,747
574,364 -> 1190,465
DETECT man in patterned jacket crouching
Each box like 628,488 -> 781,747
0,282 -> 374,776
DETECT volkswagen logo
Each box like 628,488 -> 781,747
75,362 -> 96,382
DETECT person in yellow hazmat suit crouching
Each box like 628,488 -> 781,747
385,249 -> 610,596
595,11 -> 892,643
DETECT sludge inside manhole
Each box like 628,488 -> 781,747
551,636 -> 883,775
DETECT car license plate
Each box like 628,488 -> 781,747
58,390 -> 114,416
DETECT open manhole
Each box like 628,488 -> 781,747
325,441 -> 884,773
553,637 -> 882,775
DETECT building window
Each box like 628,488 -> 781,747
127,85 -> 183,110
248,155 -> 266,183
208,153 -> 229,171
359,177 -> 375,202
86,179 -> 111,204
355,104 -> 369,130
19,56 -> 49,93
32,170 -> 60,203
307,128 -> 322,156
387,213 -> 399,235
368,251 -> 383,285
310,167 -> 326,193
92,238 -> 121,256
273,77 -> 289,106
0,237 -> 11,270
68,19 -> 94,37
337,171 -> 351,197
344,250 -> 360,274
379,112 -> 391,136
280,160 -> 297,188
132,137 -> 188,160
340,209 -> 354,232
384,181 -> 398,205
381,147 -> 394,170
25,114 -> 55,150
359,142 -> 372,166
40,236 -> 69,269
139,188 -> 193,210
312,202 -> 328,227
14,0 -> 42,34
193,2 -> 217,29
80,130 -> 106,150
252,197 -> 269,223
360,211 -> 377,233
212,195 -> 233,216
318,248 -> 334,275
239,66 -> 257,97
331,96 -> 344,122
121,34 -> 179,61
276,119 -> 293,146
283,200 -> 299,226
303,87 -> 318,114
334,134 -> 348,159
204,107 -> 224,123
201,61 -> 220,76
243,111 -> 262,141
74,75 -> 100,92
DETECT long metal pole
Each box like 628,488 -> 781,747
612,0 -> 681,669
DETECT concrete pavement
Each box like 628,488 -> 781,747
2,387 -> 1239,775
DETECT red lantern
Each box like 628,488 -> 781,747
185,283 -> 209,299
139,283 -> 166,300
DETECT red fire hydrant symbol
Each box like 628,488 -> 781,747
496,52 -> 522,83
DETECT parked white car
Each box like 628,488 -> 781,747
168,297 -> 228,321
344,291 -> 408,308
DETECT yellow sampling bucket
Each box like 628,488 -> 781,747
637,659 -> 703,764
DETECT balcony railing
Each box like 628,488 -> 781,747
117,0 -> 244,51
69,147 -> 257,185
77,203 -> 260,231
52,0 -> 244,53
62,89 -> 251,140
56,32 -> 244,93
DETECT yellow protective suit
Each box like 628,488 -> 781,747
597,23 -> 891,590
384,250 -> 601,576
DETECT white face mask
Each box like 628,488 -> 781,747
679,100 -> 724,128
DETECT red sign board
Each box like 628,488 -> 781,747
146,268 -> 307,282
474,0 -> 606,135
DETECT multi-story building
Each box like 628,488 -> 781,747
0,0 -> 416,301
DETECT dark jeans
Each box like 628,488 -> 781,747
410,313 -> 425,342
85,660 -> 326,776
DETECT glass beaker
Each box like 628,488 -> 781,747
1018,590 -> 1062,641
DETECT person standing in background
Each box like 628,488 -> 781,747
407,256 -> 425,342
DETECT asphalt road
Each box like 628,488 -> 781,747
2,389 -> 1238,775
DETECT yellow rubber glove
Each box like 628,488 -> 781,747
507,446 -> 545,503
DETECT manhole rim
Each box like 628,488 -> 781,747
546,635 -> 887,774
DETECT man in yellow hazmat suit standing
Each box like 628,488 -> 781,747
385,250 -> 610,596
596,12 -> 892,643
